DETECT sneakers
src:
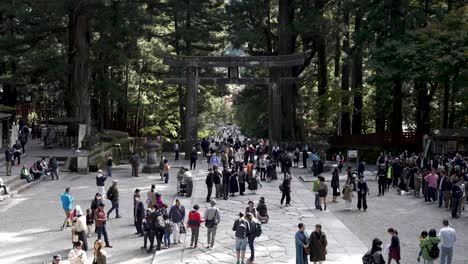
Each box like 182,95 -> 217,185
105,244 -> 113,248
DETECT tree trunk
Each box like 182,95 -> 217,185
351,11 -> 363,135
315,0 -> 328,128
390,79 -> 403,133
442,78 -> 449,128
375,84 -> 386,133
69,0 -> 91,135
278,0 -> 297,141
340,3 -> 351,135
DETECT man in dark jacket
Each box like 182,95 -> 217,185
213,166 -> 222,198
451,179 -> 463,218
4,146 -> 13,176
357,176 -> 369,211
106,180 -> 121,218
190,147 -> 198,170
206,168 -> 214,202
134,189 -> 145,236
222,167 -> 231,200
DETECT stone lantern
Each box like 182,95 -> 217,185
142,137 -> 161,173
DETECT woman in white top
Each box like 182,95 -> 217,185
68,241 -> 88,264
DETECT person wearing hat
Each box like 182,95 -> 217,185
204,199 -> 221,248
94,202 -> 112,248
52,255 -> 61,264
106,180 -> 120,218
96,170 -> 107,199
72,205 -> 88,251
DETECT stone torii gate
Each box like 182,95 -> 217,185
162,51 -> 311,158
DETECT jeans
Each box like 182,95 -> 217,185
222,183 -> 229,199
132,165 -> 139,177
378,178 -> 386,195
206,186 -> 213,202
190,227 -> 199,246
439,190 -> 445,207
440,246 -> 453,264
451,198 -> 460,217
190,159 -> 196,170
281,191 -> 291,205
96,225 -> 110,246
164,173 -> 169,184
357,192 -> 367,210
428,187 -> 436,202
215,184 -> 221,198
50,169 -> 59,180
135,218 -> 143,235
248,236 -> 255,261
107,166 -> 112,177
207,226 -> 217,247
314,193 -> 320,209
164,230 -> 171,247
14,152 -> 20,165
107,200 -> 119,217
260,168 -> 266,180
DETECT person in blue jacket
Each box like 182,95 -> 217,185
61,187 -> 73,230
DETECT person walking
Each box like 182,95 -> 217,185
187,204 -> 203,248
295,223 -> 309,264
92,239 -> 107,264
309,224 -> 327,264
96,171 -> 107,199
106,154 -> 113,177
233,212 -> 249,264
387,228 -> 400,264
19,130 -> 28,154
377,164 -> 387,196
331,168 -> 340,202
163,159 -> 171,184
342,177 -> 353,210
61,187 -> 74,230
184,169 -> 194,197
4,146 -> 13,175
363,238 -> 385,264
419,229 -> 440,264
49,157 -> 59,180
174,142 -> 179,161
317,176 -> 328,211
13,140 -> 21,165
245,213 -> 259,264
438,219 -> 456,264
0,178 -> 8,195
204,199 -> 220,249
106,180 -> 121,218
72,207 -> 88,251
357,176 -> 369,212
206,168 -> 215,202
94,203 -> 112,248
68,241 -> 88,264
190,147 -> 197,170
312,177 -> 320,209
280,177 -> 292,207
169,199 -> 185,244
130,152 -> 140,177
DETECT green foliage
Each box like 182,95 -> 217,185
233,85 -> 268,138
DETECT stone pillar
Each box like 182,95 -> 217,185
184,66 -> 199,160
0,122 -> 3,148
10,123 -> 18,146
269,68 -> 282,147
142,140 -> 160,173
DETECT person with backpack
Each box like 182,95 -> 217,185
187,204 -> 203,248
204,199 -> 221,249
245,213 -> 261,264
147,205 -> 165,252
169,199 -> 185,244
233,212 -> 250,264
362,237 -> 385,264
280,177 -> 291,207
387,228 -> 400,264
309,224 -> 327,264
419,229 -> 440,264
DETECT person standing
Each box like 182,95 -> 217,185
357,176 -> 369,212
317,176 -> 328,211
280,177 -> 292,207
230,167 -> 239,197
96,171 -> 107,199
438,219 -> 456,264
245,201 -> 257,218
233,212 -> 249,264
238,166 -> 246,195
387,228 -> 400,264
92,239 -> 107,264
309,224 -> 327,264
13,140 -> 21,165
245,213 -> 259,264
94,203 -> 112,248
295,223 -> 309,264
206,168 -> 215,202
342,177 -> 353,210
419,229 -> 440,264
451,179 -> 463,218
331,168 -> 340,202
424,169 -> 439,203
147,184 -> 157,209
19,130 -> 28,154
72,208 -> 88,251
68,241 -> 88,264
106,180 -> 121,218
187,204 -> 203,248
130,152 -> 140,177
293,148 -> 300,169
190,147 -> 198,170
358,161 -> 365,177
169,199 -> 185,244
210,152 -> 221,169
90,193 -> 103,232
0,178 -> 8,195
377,164 -> 387,196
106,154 -> 113,177
204,199 -> 220,249
134,192 -> 145,236
222,167 -> 231,200
302,148 -> 309,169
4,146 -> 13,176
163,159 -> 171,184
49,157 -> 59,180
61,187 -> 74,230
363,238 -> 385,264
256,197 -> 269,224
174,142 -> 179,161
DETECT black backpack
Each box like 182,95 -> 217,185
428,242 -> 440,259
362,251 -> 376,264
254,221 -> 262,237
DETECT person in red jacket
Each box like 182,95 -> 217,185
187,204 -> 204,248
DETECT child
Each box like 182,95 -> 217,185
86,208 -> 94,238
417,230 -> 428,262
163,215 -> 173,248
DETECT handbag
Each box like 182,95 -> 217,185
179,225 -> 187,234
205,209 -> 218,228
304,246 -> 311,256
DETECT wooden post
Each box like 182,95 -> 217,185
184,66 -> 199,159
269,68 -> 282,147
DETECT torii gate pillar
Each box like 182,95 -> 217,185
184,66 -> 199,159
